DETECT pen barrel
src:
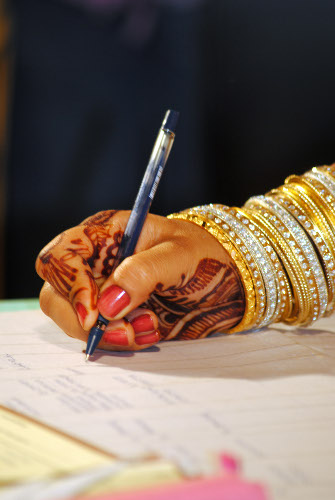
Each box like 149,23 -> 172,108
85,110 -> 178,359
113,128 -> 175,268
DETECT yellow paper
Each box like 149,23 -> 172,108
0,406 -> 114,485
82,460 -> 182,496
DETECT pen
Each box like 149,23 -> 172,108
85,109 -> 179,361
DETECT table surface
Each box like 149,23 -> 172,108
1,301 -> 335,500
0,298 -> 40,312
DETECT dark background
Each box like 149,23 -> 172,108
4,0 -> 335,298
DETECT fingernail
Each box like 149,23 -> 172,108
135,330 -> 160,346
103,329 -> 129,346
131,314 -> 154,334
97,285 -> 130,318
75,302 -> 87,328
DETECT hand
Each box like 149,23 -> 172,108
36,210 -> 245,351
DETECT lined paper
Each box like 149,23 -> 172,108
1,309 -> 335,499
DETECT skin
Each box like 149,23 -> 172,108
36,211 -> 245,351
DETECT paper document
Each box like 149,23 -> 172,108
0,405 -> 114,485
1,309 -> 335,499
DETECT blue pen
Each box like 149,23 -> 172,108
85,109 -> 179,361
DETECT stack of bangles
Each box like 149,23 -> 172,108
168,164 -> 335,333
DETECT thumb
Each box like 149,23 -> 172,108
97,240 -> 192,320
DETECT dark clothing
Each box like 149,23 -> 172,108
6,0 -> 335,297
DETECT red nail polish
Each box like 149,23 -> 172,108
103,329 -> 129,346
131,314 -> 154,334
97,285 -> 130,318
75,302 -> 87,327
135,331 -> 160,346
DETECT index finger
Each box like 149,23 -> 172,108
36,210 -> 129,329
36,229 -> 99,329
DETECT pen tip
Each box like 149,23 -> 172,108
85,354 -> 90,362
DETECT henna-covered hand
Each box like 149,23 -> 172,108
36,211 -> 245,351
147,257 -> 244,340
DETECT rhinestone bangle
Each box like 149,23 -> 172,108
233,206 -> 293,323
262,195 -> 328,322
286,175 -> 335,234
243,199 -> 310,325
316,163 -> 335,178
245,195 -> 325,324
207,205 -> 281,327
280,180 -> 335,256
309,167 -> 335,198
190,205 -> 271,328
272,183 -> 335,316
169,212 -> 256,333
302,172 -> 335,229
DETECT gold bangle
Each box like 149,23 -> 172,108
208,204 -> 285,326
316,164 -> 335,178
235,206 -> 293,323
302,171 -> 335,226
246,195 -> 326,324
285,175 -> 335,236
272,183 -> 335,316
262,194 -> 328,321
277,182 -> 335,253
243,200 -> 310,325
282,179 -> 335,255
168,211 -> 256,333
307,168 -> 335,200
191,205 -> 269,328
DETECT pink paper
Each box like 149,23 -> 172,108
75,454 -> 268,500
87,476 -> 267,500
